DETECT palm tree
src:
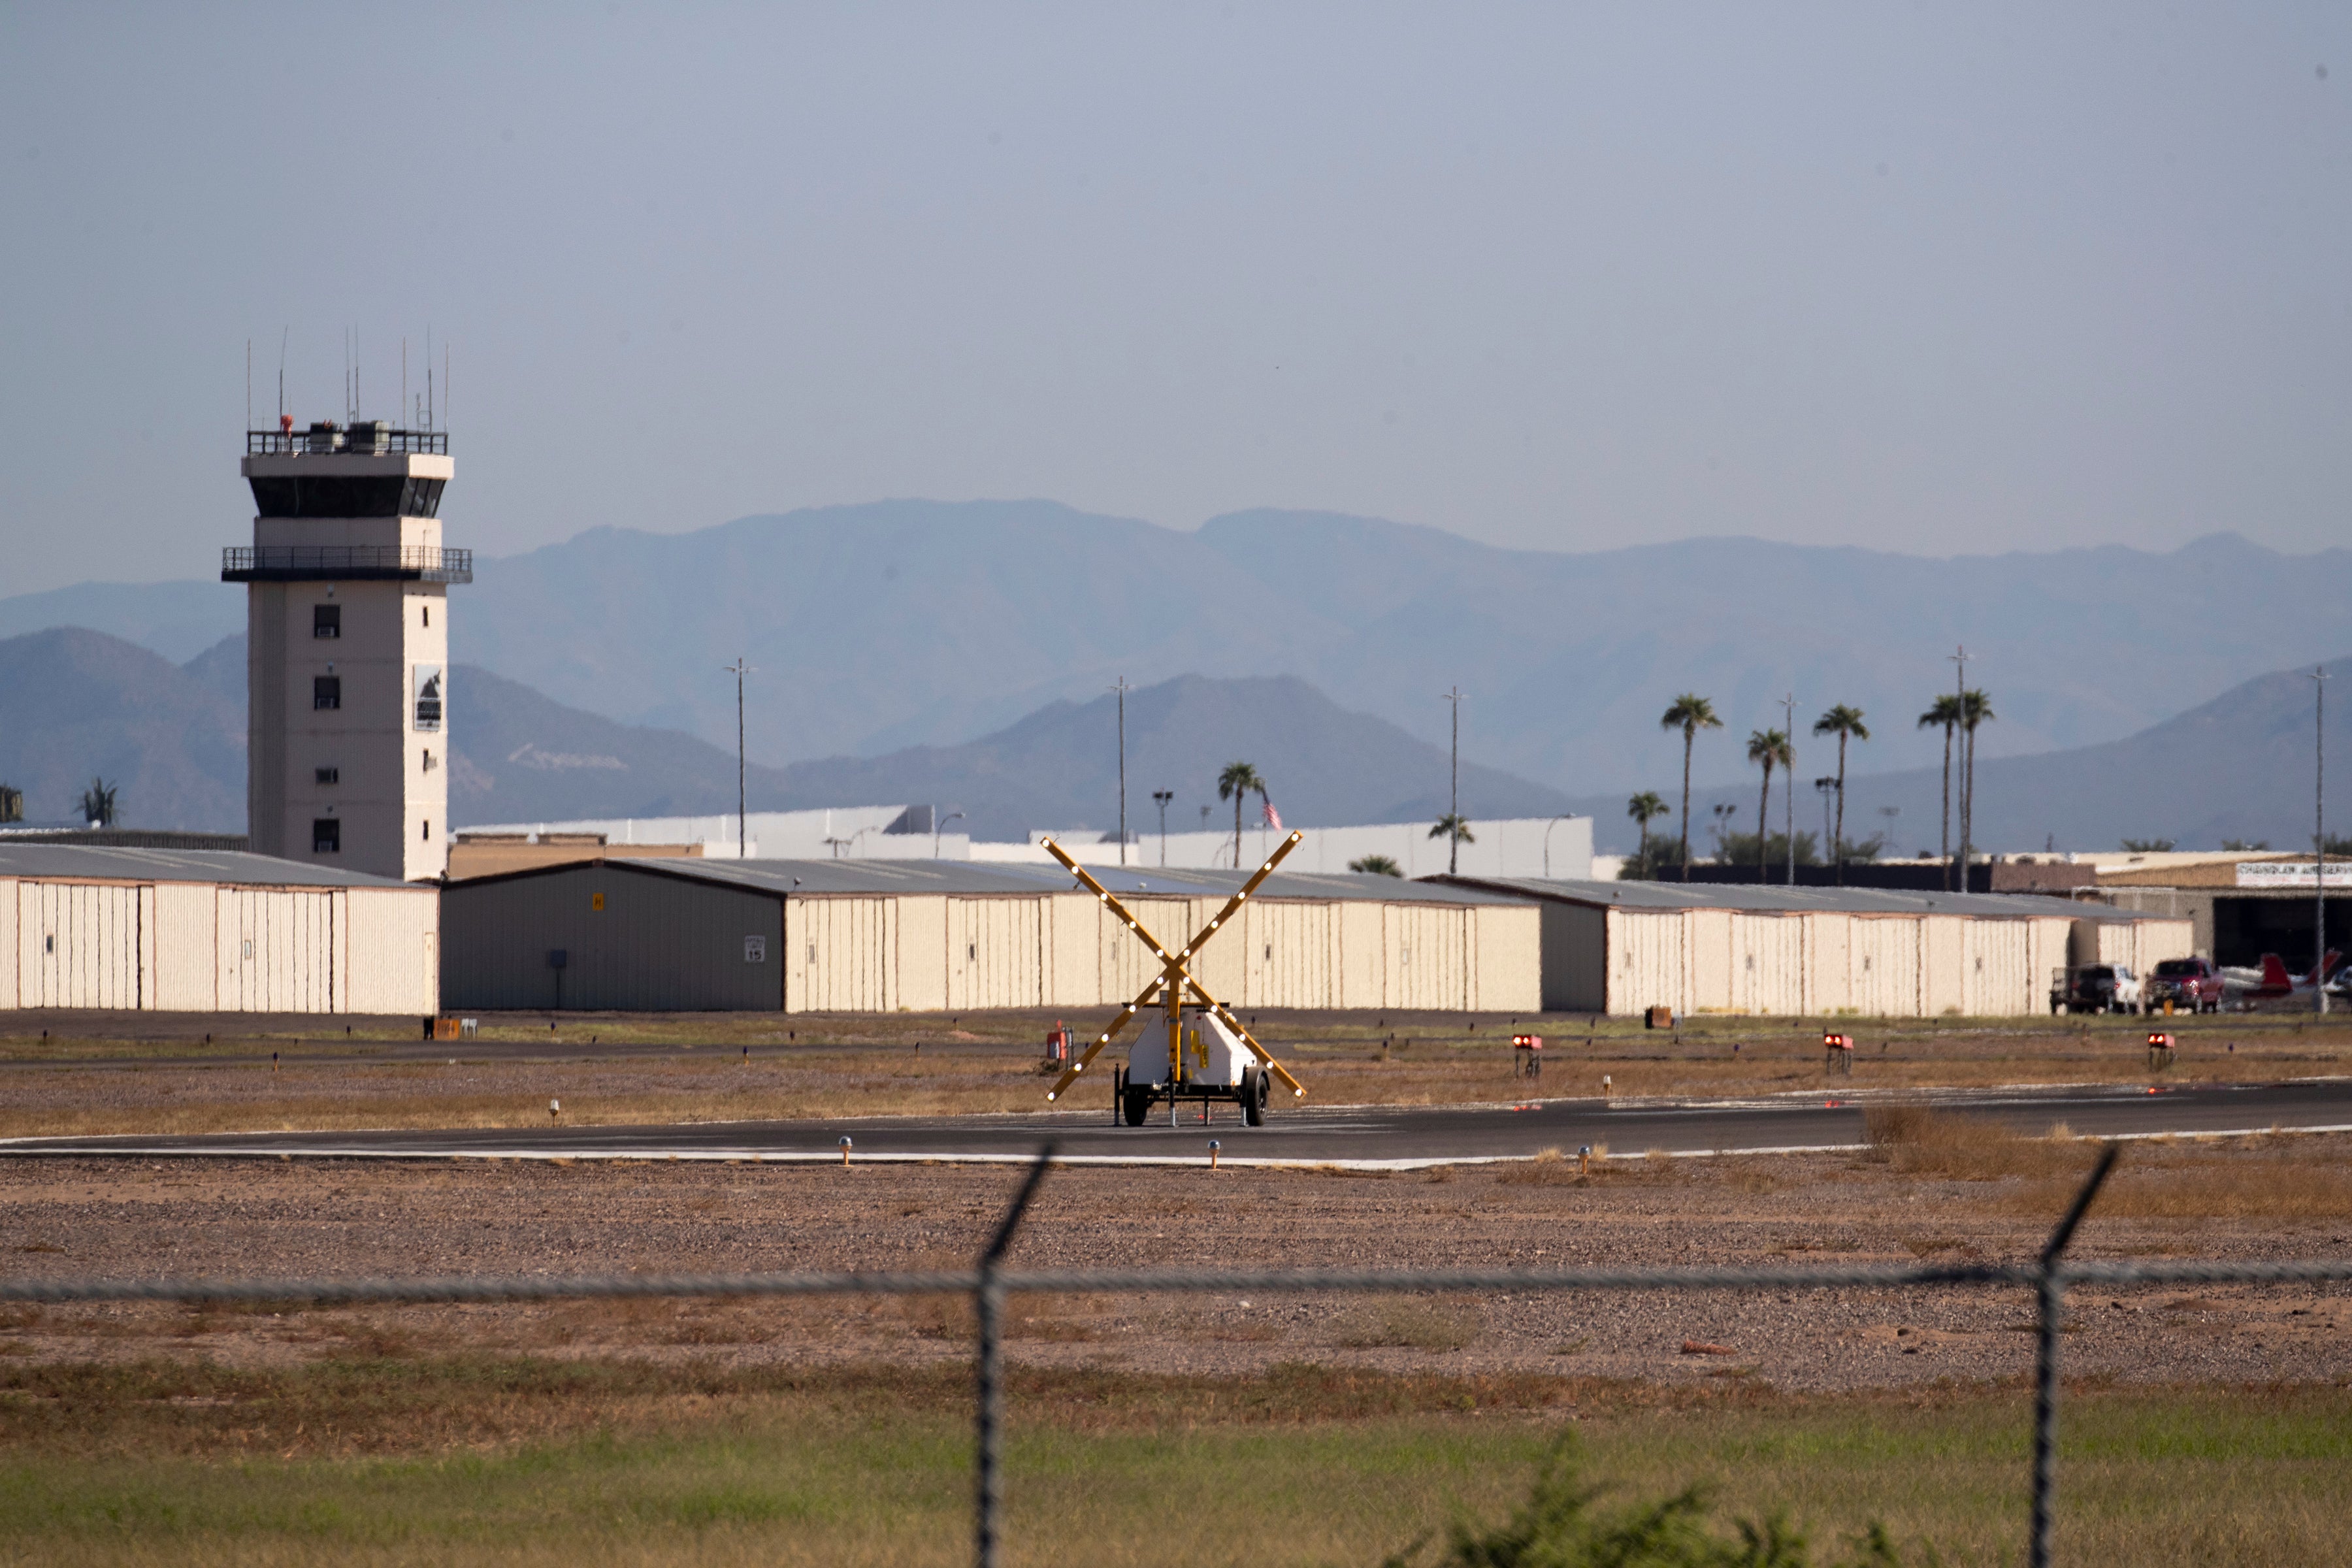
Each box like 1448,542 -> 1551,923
1918,694 -> 1963,889
1746,729 -> 1790,881
1810,706 -> 1870,884
1217,760 -> 1267,870
77,776 -> 119,828
1959,689 -> 1994,884
1348,854 -> 1403,877
1429,813 -> 1475,872
1626,791 -> 1669,879
1658,695 -> 1722,881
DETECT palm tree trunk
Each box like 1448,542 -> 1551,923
1758,762 -> 1771,882
1679,731 -> 1694,881
1833,733 -> 1848,886
1939,723 -> 1953,891
1233,796 -> 1243,871
1961,722 -> 1976,890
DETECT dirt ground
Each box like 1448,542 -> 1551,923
4,1123 -> 2346,1395
3,1005 -> 2347,1137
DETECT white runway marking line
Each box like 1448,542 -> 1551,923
8,1122 -> 2349,1170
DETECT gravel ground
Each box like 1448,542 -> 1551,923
3,1141 -> 2346,1394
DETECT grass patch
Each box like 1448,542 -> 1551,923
0,1359 -> 2344,1564
1863,1105 -> 2086,1181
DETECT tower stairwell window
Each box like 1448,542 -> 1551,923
313,676 -> 342,710
313,604 -> 340,639
312,818 -> 341,853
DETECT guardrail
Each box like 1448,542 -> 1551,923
248,428 -> 448,455
221,546 -> 472,583
6,1146 -> 2345,1568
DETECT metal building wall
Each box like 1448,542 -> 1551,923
1539,902 -> 1607,1013
442,865 -> 781,1012
345,887 -> 441,1015
18,881 -> 149,1009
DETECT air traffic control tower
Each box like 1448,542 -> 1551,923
226,419 -> 470,881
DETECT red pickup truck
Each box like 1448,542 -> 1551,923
2146,957 -> 2223,1014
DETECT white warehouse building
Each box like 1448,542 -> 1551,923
1434,877 -> 2195,1019
0,845 -> 441,1015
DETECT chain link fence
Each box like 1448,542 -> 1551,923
6,1145 -> 2349,1567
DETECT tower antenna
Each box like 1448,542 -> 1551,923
402,336 -> 408,428
277,328 -> 287,423
246,339 -> 252,433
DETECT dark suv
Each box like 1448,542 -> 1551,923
2147,957 -> 2223,1014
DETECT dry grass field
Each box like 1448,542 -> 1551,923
1,1004 -> 2345,1139
1,1124 -> 2349,1563
3,1011 -> 2348,1561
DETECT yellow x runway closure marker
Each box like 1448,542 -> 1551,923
1039,831 -> 1307,1105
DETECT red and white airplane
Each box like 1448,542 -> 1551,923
2222,951 -> 2344,1002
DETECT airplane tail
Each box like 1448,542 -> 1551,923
2260,953 -> 2295,990
2323,950 -> 2345,984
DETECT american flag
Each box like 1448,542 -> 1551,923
1260,800 -> 1283,832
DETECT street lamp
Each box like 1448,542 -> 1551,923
935,809 -> 964,860
1544,813 -> 1574,879
2315,666 -> 2329,1017
1152,790 -> 1174,867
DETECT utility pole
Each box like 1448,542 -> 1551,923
1111,677 -> 1132,867
1947,645 -> 1971,892
2317,666 -> 2330,1016
1781,693 -> 1797,885
1152,789 -> 1173,868
723,658 -> 752,858
1444,686 -> 1466,874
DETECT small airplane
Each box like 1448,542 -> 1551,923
2220,951 -> 2343,1002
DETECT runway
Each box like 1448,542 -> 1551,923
5,1078 -> 2349,1169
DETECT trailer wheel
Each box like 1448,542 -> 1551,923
1121,1086 -> 1151,1127
1241,1067 -> 1267,1126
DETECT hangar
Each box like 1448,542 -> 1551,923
1432,877 -> 2194,1019
439,857 -> 1540,1014
0,844 -> 440,1014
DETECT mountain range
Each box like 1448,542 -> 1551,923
0,630 -> 1569,839
12,504 -> 2350,796
1572,653 -> 2351,857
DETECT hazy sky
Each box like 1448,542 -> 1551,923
3,5 -> 2345,595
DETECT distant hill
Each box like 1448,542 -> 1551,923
139,641 -> 1570,838
15,507 -> 2349,796
1575,651 -> 2352,856
777,672 -> 1575,841
0,629 -> 244,830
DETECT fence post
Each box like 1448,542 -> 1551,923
975,1145 -> 1056,1568
2030,1143 -> 2117,1568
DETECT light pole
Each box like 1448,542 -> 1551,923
1711,802 -> 1737,866
2317,666 -> 2330,1016
1781,693 -> 1797,886
935,809 -> 964,860
1152,790 -> 1174,867
1544,813 -> 1573,879
1814,777 -> 1838,876
1111,677 -> 1132,867
722,658 -> 753,858
1878,805 -> 1901,859
1948,645 -> 1971,891
1443,686 -> 1467,875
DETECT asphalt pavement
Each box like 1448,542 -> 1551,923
4,1078 -> 2347,1169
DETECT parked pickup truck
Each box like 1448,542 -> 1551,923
2146,957 -> 2224,1014
2050,964 -> 2144,1015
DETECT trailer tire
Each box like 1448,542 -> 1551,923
1241,1067 -> 1267,1127
1121,1086 -> 1151,1127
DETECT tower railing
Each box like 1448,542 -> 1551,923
246,428 -> 449,456
222,546 -> 473,583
